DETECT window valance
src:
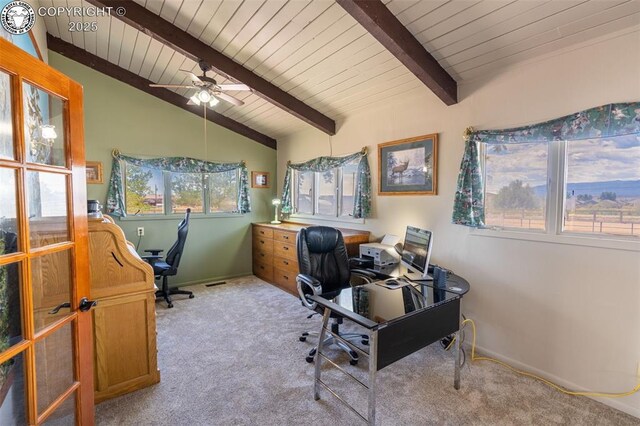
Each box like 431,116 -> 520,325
281,148 -> 372,219
106,151 -> 251,217
452,102 -> 640,227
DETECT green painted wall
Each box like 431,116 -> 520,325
49,51 -> 276,287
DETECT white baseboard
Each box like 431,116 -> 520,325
470,344 -> 640,419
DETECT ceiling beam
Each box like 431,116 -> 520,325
85,0 -> 336,135
47,34 -> 277,149
336,0 -> 457,105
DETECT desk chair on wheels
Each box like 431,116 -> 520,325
142,208 -> 194,308
296,226 -> 375,365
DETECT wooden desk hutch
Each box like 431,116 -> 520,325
252,222 -> 370,295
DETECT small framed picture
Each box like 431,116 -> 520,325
251,171 -> 270,188
378,133 -> 438,195
86,161 -> 103,184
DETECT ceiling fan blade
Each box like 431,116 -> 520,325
149,84 -> 195,89
215,92 -> 244,106
180,69 -> 203,84
218,83 -> 251,91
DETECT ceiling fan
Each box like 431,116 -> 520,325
149,60 -> 251,107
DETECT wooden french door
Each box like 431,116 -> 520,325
0,38 -> 94,424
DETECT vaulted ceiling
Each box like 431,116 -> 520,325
42,0 -> 640,145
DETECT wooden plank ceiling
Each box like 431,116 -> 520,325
41,0 -> 640,140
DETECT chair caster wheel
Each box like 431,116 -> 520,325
349,359 -> 358,366
167,303 -> 174,308
189,294 -> 195,299
362,340 -> 369,345
299,336 -> 307,342
305,356 -> 314,363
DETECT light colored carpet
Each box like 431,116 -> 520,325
96,276 -> 639,425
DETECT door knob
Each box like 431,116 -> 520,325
78,297 -> 97,312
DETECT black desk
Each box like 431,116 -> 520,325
309,274 -> 469,425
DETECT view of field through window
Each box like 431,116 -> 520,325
564,135 -> 640,237
484,142 -> 548,231
483,135 -> 640,238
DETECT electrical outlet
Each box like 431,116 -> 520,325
137,227 -> 144,237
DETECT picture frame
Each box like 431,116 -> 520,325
86,161 -> 103,184
378,133 -> 438,195
251,171 -> 270,189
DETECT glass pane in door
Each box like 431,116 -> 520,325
42,392 -> 75,426
0,352 -> 27,425
22,83 -> 66,167
26,171 -> 68,248
35,322 -> 74,414
0,262 -> 23,352
0,168 -> 19,255
31,250 -> 71,333
0,71 -> 13,160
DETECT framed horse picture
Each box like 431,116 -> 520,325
378,134 -> 438,195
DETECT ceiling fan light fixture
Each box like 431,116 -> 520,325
197,89 -> 211,103
190,94 -> 201,106
209,97 -> 219,108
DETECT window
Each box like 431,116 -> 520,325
482,134 -> 640,239
124,164 -> 240,216
292,159 -> 360,218
564,135 -> 640,237
484,143 -> 548,231
125,165 -> 164,215
209,170 -> 238,213
170,172 -> 204,214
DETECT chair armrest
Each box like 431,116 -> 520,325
296,274 -> 322,310
141,255 -> 163,265
144,249 -> 164,255
296,274 -> 321,288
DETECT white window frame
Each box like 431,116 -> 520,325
123,164 -> 242,218
290,166 -> 364,224
475,140 -> 640,252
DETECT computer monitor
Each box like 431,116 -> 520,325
401,226 -> 433,281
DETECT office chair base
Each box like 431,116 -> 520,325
155,287 -> 195,308
303,334 -> 364,365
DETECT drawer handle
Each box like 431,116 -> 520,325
283,246 -> 288,250
284,275 -> 289,280
260,266 -> 264,270
260,231 -> 265,235
284,236 -> 289,239
260,253 -> 265,257
260,240 -> 264,244
283,260 -> 289,265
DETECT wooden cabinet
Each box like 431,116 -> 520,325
252,223 -> 370,296
88,216 -> 160,403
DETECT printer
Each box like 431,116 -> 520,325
359,234 -> 401,266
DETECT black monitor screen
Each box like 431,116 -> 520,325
402,226 -> 432,273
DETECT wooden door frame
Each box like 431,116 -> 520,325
0,37 -> 94,425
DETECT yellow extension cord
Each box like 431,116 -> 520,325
449,318 -> 640,398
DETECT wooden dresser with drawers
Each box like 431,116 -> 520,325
252,222 -> 370,296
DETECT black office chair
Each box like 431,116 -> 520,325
296,226 -> 375,365
142,208 -> 194,308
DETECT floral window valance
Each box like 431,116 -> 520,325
452,102 -> 640,227
281,148 -> 372,219
106,150 -> 251,217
